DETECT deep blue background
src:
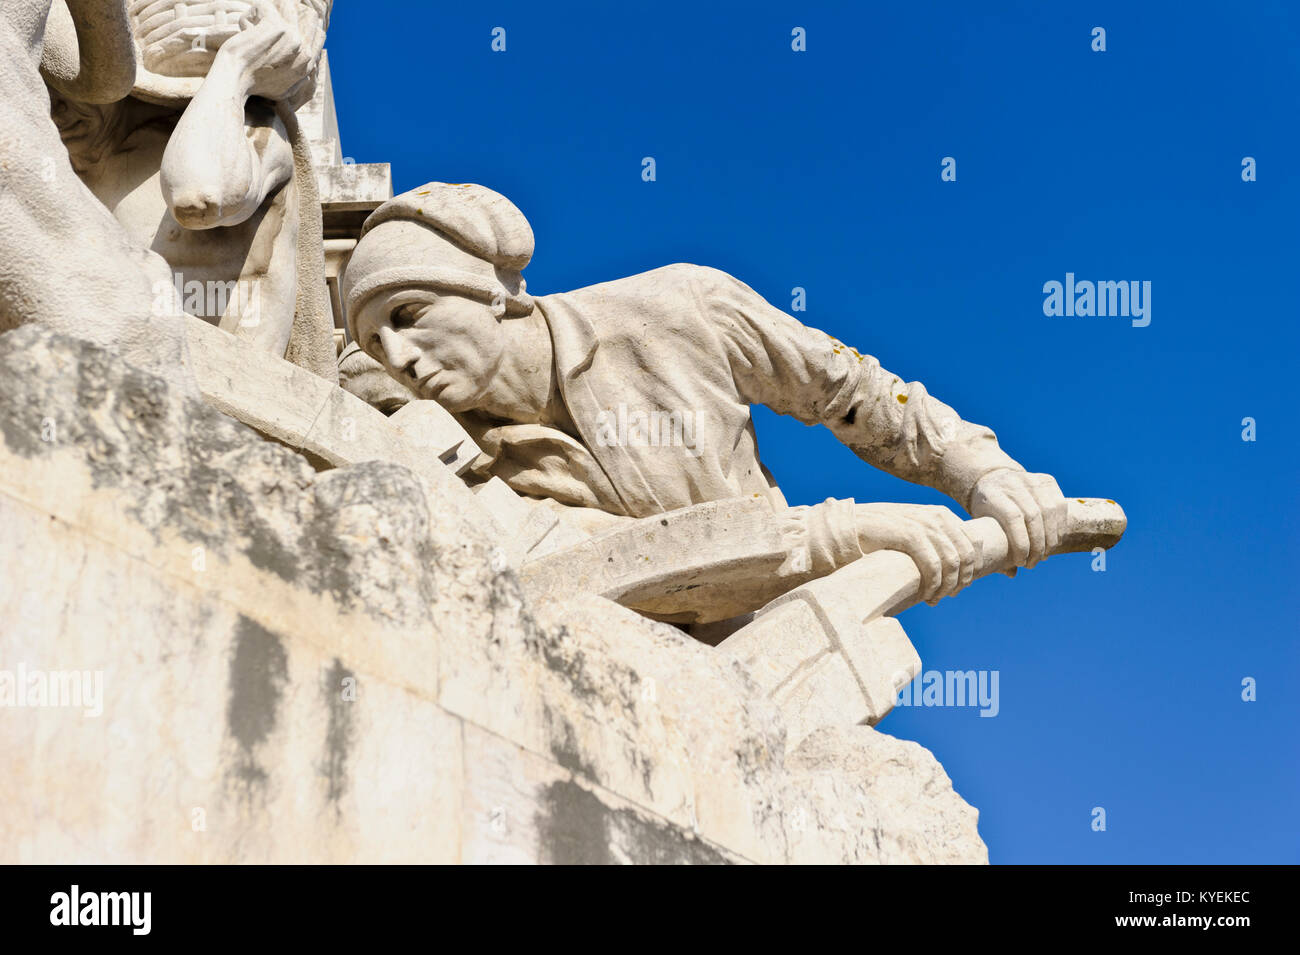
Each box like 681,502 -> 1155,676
326,0 -> 1299,863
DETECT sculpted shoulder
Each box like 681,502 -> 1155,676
545,263 -> 731,313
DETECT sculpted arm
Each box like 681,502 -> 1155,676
703,267 -> 1066,583
40,0 -> 137,104
159,2 -> 310,229
705,268 -> 1017,498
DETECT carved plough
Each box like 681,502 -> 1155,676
521,495 -> 1126,741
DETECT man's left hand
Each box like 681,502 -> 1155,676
968,469 -> 1067,570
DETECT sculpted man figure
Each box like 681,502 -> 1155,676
343,183 -> 1071,611
49,0 -> 336,378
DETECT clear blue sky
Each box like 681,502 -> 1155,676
326,0 -> 1299,863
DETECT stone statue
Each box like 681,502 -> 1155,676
342,183 -> 1074,613
0,10 -> 1134,863
0,0 -> 191,389
49,0 -> 336,379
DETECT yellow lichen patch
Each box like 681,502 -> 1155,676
1076,499 -> 1086,503
897,394 -> 908,404
1106,499 -> 1116,505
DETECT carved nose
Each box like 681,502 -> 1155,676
377,326 -> 419,373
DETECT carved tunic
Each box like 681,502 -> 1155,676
466,263 -> 1023,519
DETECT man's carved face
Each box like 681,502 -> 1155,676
355,295 -> 508,414
129,0 -> 328,77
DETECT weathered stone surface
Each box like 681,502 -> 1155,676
388,399 -> 480,477
785,726 -> 988,864
0,326 -> 454,862
460,723 -> 742,865
719,552 -> 923,739
0,326 -> 992,864
471,476 -> 571,568
459,588 -> 793,861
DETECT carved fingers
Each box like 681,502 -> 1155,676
221,0 -> 309,100
855,503 -> 982,605
968,468 -> 1067,570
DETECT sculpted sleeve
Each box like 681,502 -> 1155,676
699,266 -> 1024,509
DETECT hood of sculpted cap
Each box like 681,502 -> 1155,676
342,182 -> 535,341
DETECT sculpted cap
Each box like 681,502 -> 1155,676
343,183 -> 536,341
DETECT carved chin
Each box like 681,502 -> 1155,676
422,376 -> 486,414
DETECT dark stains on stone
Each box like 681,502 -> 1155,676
0,328 -> 439,627
536,778 -> 732,865
72,343 -> 113,411
537,779 -> 611,864
545,700 -> 657,807
637,745 -> 654,796
537,623 -> 645,718
532,617 -> 652,794
545,706 -> 599,780
537,625 -> 604,706
0,388 -> 46,459
0,331 -> 70,459
226,615 -> 289,793
320,657 -> 356,811
114,370 -> 173,463
300,503 -> 355,611
486,568 -> 528,628
302,463 -> 437,619
207,460 -> 303,584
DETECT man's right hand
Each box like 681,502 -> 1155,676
855,503 -> 983,605
224,0 -> 310,101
